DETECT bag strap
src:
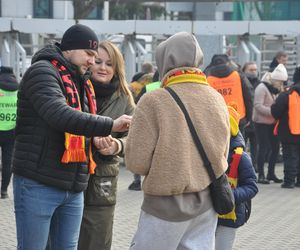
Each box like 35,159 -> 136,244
165,87 -> 217,182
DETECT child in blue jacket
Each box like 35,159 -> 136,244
215,106 -> 258,250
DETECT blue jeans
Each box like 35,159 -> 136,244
13,175 -> 84,250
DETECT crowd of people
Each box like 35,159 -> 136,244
0,23 -> 299,250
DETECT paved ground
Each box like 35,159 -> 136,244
1,164 -> 300,250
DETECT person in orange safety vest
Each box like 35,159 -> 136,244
271,66 -> 300,189
205,54 -> 253,136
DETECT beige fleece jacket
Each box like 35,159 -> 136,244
125,83 -> 230,196
125,32 -> 230,196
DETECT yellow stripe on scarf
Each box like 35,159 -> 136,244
163,69 -> 208,87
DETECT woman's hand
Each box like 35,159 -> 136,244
93,135 -> 121,155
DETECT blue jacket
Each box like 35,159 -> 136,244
218,132 -> 258,228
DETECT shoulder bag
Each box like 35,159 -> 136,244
165,87 -> 235,215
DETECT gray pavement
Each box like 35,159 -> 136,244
1,164 -> 300,250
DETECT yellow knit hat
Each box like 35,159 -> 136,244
228,104 -> 240,136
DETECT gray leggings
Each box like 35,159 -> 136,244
130,208 -> 217,250
215,225 -> 237,250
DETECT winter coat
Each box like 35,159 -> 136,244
218,132 -> 258,228
12,44 -> 113,192
125,32 -> 230,196
84,90 -> 134,206
271,82 -> 300,144
253,82 -> 278,125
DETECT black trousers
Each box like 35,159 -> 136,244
0,130 -> 15,192
282,143 -> 300,185
254,123 -> 279,178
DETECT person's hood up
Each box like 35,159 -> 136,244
155,32 -> 203,80
0,66 -> 18,91
31,43 -> 79,75
230,131 -> 245,151
206,63 -> 233,78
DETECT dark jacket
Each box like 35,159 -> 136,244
85,90 -> 134,206
206,64 -> 253,128
12,44 -> 113,192
218,132 -> 258,228
271,83 -> 300,144
0,66 -> 18,92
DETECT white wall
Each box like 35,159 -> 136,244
53,0 -> 74,19
2,0 -> 32,18
2,0 -> 74,19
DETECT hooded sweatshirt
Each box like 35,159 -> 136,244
125,32 -> 230,221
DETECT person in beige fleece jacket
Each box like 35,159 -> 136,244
125,32 -> 230,250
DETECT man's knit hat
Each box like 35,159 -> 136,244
270,64 -> 288,81
60,24 -> 98,51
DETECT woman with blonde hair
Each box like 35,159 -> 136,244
78,40 -> 135,250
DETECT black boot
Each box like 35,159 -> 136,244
267,174 -> 283,183
267,165 -> 283,183
258,175 -> 270,184
128,181 -> 141,191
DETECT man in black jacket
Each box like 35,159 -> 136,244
0,66 -> 18,199
271,66 -> 300,189
12,24 -> 131,250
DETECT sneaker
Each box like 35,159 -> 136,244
1,191 -> 8,199
128,181 -> 141,191
281,183 -> 295,189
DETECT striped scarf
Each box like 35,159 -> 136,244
162,68 -> 208,87
51,59 -> 97,174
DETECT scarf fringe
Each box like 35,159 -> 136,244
61,149 -> 87,163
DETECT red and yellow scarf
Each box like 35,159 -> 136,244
218,147 -> 243,221
51,60 -> 97,174
162,68 -> 208,87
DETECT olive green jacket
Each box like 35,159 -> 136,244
84,91 -> 134,206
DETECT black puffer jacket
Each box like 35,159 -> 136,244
12,45 -> 113,192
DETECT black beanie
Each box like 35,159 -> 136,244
293,66 -> 300,83
60,24 -> 98,51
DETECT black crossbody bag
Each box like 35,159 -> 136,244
165,87 -> 234,215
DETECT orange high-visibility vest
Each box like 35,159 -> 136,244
207,71 -> 246,119
288,91 -> 300,135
